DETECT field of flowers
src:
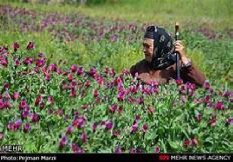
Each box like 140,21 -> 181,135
0,2 -> 233,153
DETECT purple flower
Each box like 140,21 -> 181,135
181,95 -> 187,103
77,67 -> 84,75
14,120 -> 22,130
224,91 -> 232,97
203,81 -> 210,89
36,58 -> 46,67
92,122 -> 98,133
81,132 -> 88,144
136,115 -> 141,122
131,123 -> 138,134
31,113 -> 40,122
117,91 -> 125,101
38,53 -> 45,57
105,121 -> 114,130
66,126 -> 74,135
226,118 -> 233,126
115,145 -> 123,153
60,136 -> 68,148
24,123 -> 31,133
21,111 -> 29,120
72,143 -> 80,153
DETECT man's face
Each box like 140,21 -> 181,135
143,38 -> 155,63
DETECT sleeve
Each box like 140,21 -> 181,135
130,64 -> 137,78
181,63 -> 206,87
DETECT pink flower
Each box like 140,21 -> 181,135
93,89 -> 100,98
184,140 -> 192,146
192,137 -> 198,146
35,95 -> 43,106
85,80 -> 91,88
105,67 -> 109,74
15,59 -> 21,66
13,42 -> 20,52
7,122 -> 14,130
176,79 -> 183,85
19,99 -> 28,110
142,123 -> 149,133
205,95 -> 210,103
48,96 -> 54,104
1,59 -> 8,67
70,65 -> 78,73
118,105 -> 123,114
4,83 -> 10,90
197,113 -> 202,122
70,89 -> 77,97
154,146 -> 160,153
216,101 -> 224,110
211,114 -> 217,126
27,41 -> 35,50
110,104 -> 118,113
77,67 -> 84,75
0,132 -> 4,140
203,81 -> 210,89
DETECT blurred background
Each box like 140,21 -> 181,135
0,0 -> 233,88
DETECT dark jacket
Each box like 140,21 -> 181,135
130,59 -> 206,87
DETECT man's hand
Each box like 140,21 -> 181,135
174,40 -> 191,66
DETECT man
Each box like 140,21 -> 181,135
130,26 -> 206,87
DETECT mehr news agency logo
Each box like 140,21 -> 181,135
0,145 -> 23,153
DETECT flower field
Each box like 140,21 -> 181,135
0,1 -> 233,153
